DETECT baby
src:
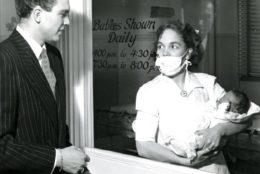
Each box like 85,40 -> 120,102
166,89 -> 252,159
209,89 -> 251,125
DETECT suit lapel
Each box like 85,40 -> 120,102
46,44 -> 67,146
9,30 -> 58,129
46,44 -> 64,101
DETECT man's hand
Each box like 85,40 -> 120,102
57,146 -> 90,174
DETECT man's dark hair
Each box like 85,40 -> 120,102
15,0 -> 57,18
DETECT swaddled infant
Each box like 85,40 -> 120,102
166,89 -> 254,159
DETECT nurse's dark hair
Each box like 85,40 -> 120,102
15,0 -> 57,18
152,20 -> 203,66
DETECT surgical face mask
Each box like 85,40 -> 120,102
155,50 -> 190,76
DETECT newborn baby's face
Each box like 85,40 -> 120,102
217,102 -> 230,113
218,91 -> 239,113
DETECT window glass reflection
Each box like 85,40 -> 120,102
93,0 -> 215,155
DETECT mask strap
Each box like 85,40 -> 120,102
183,59 -> 192,91
185,59 -> 192,71
184,48 -> 192,71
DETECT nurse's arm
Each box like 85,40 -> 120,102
196,120 -> 251,150
217,119 -> 252,136
136,141 -> 191,166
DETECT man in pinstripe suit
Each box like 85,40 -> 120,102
0,0 -> 89,173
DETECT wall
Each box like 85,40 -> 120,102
215,0 -> 239,90
0,0 -> 16,42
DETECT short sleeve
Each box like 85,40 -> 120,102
200,74 -> 226,101
132,111 -> 159,142
135,84 -> 158,115
132,84 -> 159,142
213,82 -> 226,101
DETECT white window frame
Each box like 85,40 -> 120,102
58,0 -> 94,148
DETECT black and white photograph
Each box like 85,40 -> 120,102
0,0 -> 260,174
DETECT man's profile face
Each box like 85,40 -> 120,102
40,0 -> 70,42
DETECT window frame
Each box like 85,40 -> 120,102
58,0 -> 94,148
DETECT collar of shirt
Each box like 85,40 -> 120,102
159,72 -> 203,94
16,25 -> 46,60
185,72 -> 204,92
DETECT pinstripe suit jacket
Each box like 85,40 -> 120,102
0,30 -> 70,174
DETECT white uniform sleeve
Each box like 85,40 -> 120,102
203,74 -> 226,101
195,73 -> 226,102
132,85 -> 159,142
213,82 -> 226,101
135,84 -> 158,115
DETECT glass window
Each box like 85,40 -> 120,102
93,0 -> 216,155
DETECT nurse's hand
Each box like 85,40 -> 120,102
187,149 -> 219,167
195,124 -> 226,152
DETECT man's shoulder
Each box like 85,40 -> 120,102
0,39 -> 16,67
0,37 -> 16,55
0,36 -> 12,47
0,30 -> 24,55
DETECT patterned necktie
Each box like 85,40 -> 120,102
40,48 -> 56,95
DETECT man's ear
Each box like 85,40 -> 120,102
32,6 -> 42,23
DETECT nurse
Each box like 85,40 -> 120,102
132,21 -> 250,174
